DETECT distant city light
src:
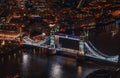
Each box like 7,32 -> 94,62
1,40 -> 5,45
49,24 -> 55,28
42,33 -> 46,36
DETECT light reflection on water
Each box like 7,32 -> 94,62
23,53 -> 29,65
77,66 -> 83,78
0,52 -> 100,78
22,53 -> 30,73
50,63 -> 62,78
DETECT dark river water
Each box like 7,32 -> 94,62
0,50 -> 102,78
0,20 -> 120,78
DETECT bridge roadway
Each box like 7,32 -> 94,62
22,34 -> 119,63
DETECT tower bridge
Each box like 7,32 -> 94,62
22,33 -> 119,63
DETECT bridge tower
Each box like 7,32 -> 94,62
50,28 -> 55,48
49,24 -> 59,48
79,35 -> 85,55
79,27 -> 89,55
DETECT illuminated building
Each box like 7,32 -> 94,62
0,24 -> 22,41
